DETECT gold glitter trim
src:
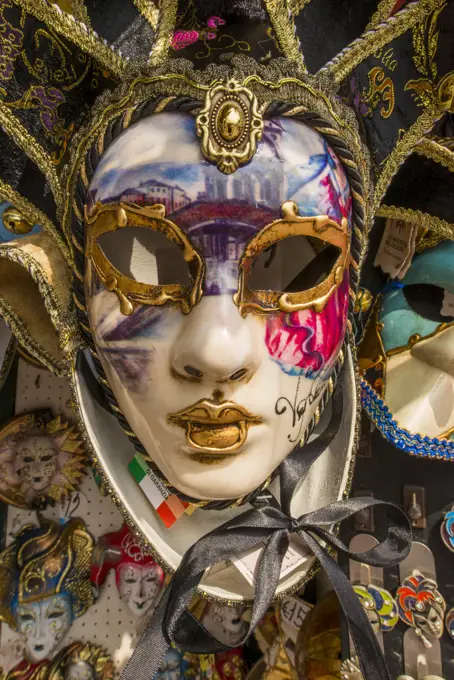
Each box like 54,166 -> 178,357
263,0 -> 305,65
321,0 -> 440,86
366,0 -> 398,29
414,137 -> 454,173
376,205 -> 454,239
0,295 -> 68,375
373,104 -> 443,212
0,104 -> 63,206
148,0 -> 178,66
134,0 -> 159,30
11,0 -> 127,78
0,179 -> 72,265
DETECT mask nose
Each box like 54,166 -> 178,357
170,296 -> 259,383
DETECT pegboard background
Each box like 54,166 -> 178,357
0,358 -> 142,675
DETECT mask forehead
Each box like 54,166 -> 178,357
89,112 -> 351,295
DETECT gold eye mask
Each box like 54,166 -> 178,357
234,201 -> 350,316
85,201 -> 205,315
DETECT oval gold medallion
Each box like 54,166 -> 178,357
216,102 -> 245,143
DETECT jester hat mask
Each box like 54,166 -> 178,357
0,0 -> 453,676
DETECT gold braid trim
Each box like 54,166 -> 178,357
134,0 -> 159,30
263,0 -> 305,66
321,0 -> 440,86
148,0 -> 178,66
373,104 -> 443,212
0,296 -> 69,375
376,205 -> 454,240
68,0 -> 91,26
0,333 -> 17,388
0,104 -> 63,207
366,0 -> 398,29
11,0 -> 127,78
0,179 -> 72,265
414,137 -> 454,173
288,0 -> 312,15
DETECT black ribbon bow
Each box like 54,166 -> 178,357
121,378 -> 411,680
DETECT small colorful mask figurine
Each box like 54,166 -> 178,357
0,518 -> 94,674
360,240 -> 454,459
91,524 -> 164,617
396,572 -> 446,648
0,412 -> 86,509
353,584 -> 398,635
152,648 -> 189,680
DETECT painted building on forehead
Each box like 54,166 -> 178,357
107,180 -> 191,214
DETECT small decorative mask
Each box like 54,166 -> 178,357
353,584 -> 398,634
91,524 -> 165,617
0,411 -> 86,509
48,641 -> 114,680
0,519 -> 94,664
199,601 -> 247,647
85,112 -> 352,501
396,571 -> 446,647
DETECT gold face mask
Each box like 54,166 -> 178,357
85,199 -> 349,319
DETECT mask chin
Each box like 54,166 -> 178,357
73,343 -> 356,602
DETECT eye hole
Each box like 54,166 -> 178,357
98,227 -> 191,288
19,613 -> 34,622
403,284 -> 454,323
246,235 -> 340,293
48,611 -> 64,620
41,455 -> 53,462
22,456 -> 34,463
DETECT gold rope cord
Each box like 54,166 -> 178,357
148,0 -> 178,66
0,179 -> 72,264
376,205 -> 454,240
414,137 -> 454,173
263,0 -> 306,66
12,0 -> 127,78
0,105 -> 63,207
320,0 -> 441,86
134,0 -> 159,30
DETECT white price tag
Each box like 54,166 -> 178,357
441,290 -> 454,317
231,535 -> 309,586
374,218 -> 417,279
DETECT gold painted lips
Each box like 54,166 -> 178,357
168,399 -> 262,457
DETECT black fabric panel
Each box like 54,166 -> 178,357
83,0 -> 155,61
0,3 -> 118,179
0,129 -> 57,223
340,2 -> 454,177
294,0 -> 380,74
83,0 -> 143,42
383,153 -> 454,224
171,0 -> 282,64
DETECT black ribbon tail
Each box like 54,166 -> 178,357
120,587 -> 170,680
304,532 -> 391,680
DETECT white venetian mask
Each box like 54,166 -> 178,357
14,593 -> 72,662
85,112 -> 352,501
